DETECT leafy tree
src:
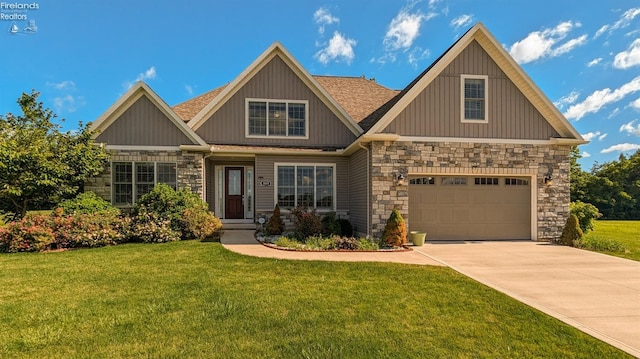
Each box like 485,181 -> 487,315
0,91 -> 109,218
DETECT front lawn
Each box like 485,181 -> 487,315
0,241 -> 630,358
582,220 -> 640,261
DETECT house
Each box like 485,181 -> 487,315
87,23 -> 585,241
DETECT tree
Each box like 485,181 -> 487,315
0,91 -> 109,219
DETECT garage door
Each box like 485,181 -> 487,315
409,176 -> 531,240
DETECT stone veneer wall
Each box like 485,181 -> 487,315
369,141 -> 571,241
85,150 -> 205,203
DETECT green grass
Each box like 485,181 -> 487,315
0,241 -> 630,358
582,220 -> 640,261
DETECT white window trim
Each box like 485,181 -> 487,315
245,98 -> 309,139
460,74 -> 489,124
111,161 -> 177,206
273,162 -> 336,211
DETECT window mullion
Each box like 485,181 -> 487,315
132,161 -> 136,204
313,165 -> 317,209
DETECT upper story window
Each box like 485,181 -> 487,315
246,99 -> 308,138
461,75 -> 488,123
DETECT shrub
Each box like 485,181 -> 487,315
321,212 -> 341,237
356,237 -> 380,251
50,209 -> 126,248
133,184 -> 207,232
558,214 -> 583,247
291,206 -> 322,240
274,236 -> 305,250
570,201 -> 602,233
130,210 -> 181,243
338,219 -> 354,237
266,204 -> 285,235
0,215 -> 55,252
304,235 -> 334,250
329,236 -> 359,250
181,208 -> 222,240
381,209 -> 407,247
57,192 -> 120,216
575,235 -> 627,253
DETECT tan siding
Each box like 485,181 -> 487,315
95,95 -> 195,146
255,155 -> 349,211
196,56 -> 357,147
384,40 -> 560,140
349,148 -> 369,235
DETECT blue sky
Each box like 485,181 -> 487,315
1,0 -> 639,169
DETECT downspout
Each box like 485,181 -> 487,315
358,142 -> 371,237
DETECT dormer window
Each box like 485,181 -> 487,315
461,75 -> 488,123
246,99 -> 308,138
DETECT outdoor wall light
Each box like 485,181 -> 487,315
544,174 -> 553,186
396,173 -> 406,186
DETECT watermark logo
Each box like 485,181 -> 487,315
1,2 -> 39,35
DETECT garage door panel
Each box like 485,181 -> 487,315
409,176 -> 531,241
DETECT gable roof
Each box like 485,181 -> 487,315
186,42 -> 364,136
173,85 -> 228,122
364,22 -> 584,141
90,82 -> 208,147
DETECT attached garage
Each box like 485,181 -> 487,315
408,176 -> 531,240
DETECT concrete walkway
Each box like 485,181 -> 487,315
414,241 -> 640,358
220,231 -> 640,357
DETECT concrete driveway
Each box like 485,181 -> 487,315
414,241 -> 640,357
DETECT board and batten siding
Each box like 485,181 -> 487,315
196,56 -> 357,147
255,155 -> 349,212
383,40 -> 560,140
348,148 -> 369,235
95,95 -> 196,146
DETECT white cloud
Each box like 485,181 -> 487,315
587,57 -> 602,67
315,31 -> 356,65
47,80 -> 76,90
508,21 -> 587,64
601,143 -> 640,153
599,133 -> 608,141
620,120 -> 640,136
450,14 -> 473,30
595,7 -> 640,38
125,66 -> 157,89
631,98 -> 640,110
313,8 -> 339,35
608,107 -> 621,118
383,8 -> 436,51
564,76 -> 640,120
53,94 -> 84,113
185,85 -> 193,96
581,151 -> 591,158
613,38 -> 640,69
581,131 -> 605,141
554,90 -> 580,109
408,47 -> 430,67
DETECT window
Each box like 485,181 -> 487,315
112,162 -> 177,206
474,177 -> 499,185
276,164 -> 335,210
441,177 -> 467,186
461,75 -> 488,123
247,99 -> 308,138
505,178 -> 529,186
409,177 -> 435,185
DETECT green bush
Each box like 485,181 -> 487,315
338,219 -> 354,237
304,235 -> 334,250
130,210 -> 181,243
321,212 -> 341,236
575,235 -> 627,253
0,215 -> 56,252
133,184 -> 220,240
570,201 -> 602,233
356,237 -> 380,250
274,236 -> 305,249
381,209 -> 407,247
266,204 -> 285,235
291,206 -> 322,240
58,192 -> 120,216
558,214 -> 583,247
50,209 -> 126,248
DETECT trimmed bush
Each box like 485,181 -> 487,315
0,215 -> 55,252
181,208 -> 222,240
50,209 -> 127,248
266,204 -> 285,235
321,212 -> 341,237
558,214 -> 583,247
131,210 -> 181,243
570,201 -> 601,233
381,209 -> 407,247
291,206 -> 322,240
58,192 -> 120,216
